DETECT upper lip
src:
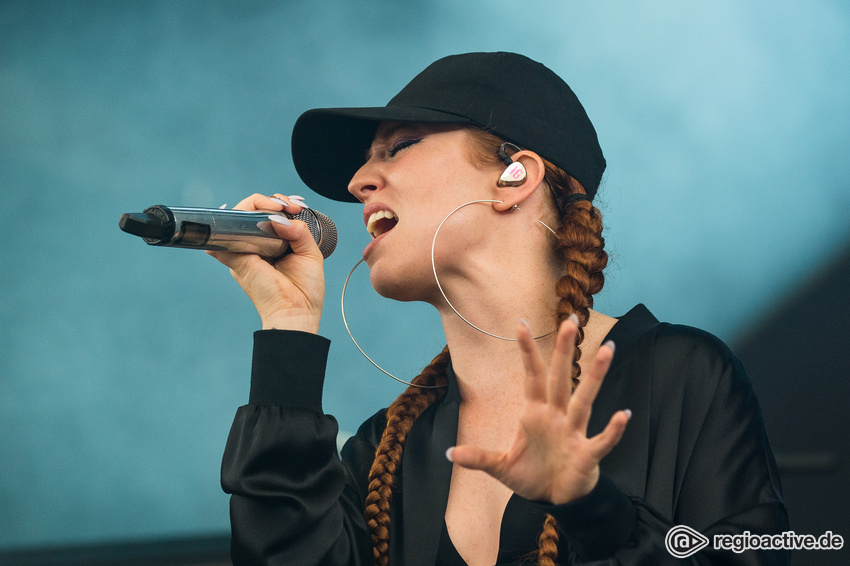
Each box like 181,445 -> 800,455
363,202 -> 399,239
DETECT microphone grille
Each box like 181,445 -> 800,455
293,209 -> 338,259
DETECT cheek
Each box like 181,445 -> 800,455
388,151 -> 496,256
429,207 -> 496,277
399,148 -> 484,200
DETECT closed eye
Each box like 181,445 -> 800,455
387,137 -> 422,157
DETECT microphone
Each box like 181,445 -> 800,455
119,205 -> 337,259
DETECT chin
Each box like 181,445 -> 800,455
369,270 -> 418,303
367,261 -> 434,304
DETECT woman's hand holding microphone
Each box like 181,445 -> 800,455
207,193 -> 325,335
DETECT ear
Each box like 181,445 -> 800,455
491,150 -> 547,212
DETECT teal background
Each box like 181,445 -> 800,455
1,0 -> 848,549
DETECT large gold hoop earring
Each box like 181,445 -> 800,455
431,199 -> 557,341
341,259 -> 446,389
340,199 -> 559,388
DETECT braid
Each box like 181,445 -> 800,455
550,172 -> 608,386
535,171 -> 607,563
536,513 -> 561,566
527,203 -> 604,561
463,127 -> 608,563
364,348 -> 450,566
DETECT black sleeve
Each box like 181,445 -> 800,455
535,326 -> 790,564
220,330 -> 374,566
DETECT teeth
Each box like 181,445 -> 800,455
366,210 -> 399,239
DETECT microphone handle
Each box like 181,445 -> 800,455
119,205 -> 325,258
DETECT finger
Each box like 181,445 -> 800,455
208,217 -> 320,270
269,193 -> 306,214
446,445 -> 505,477
288,194 -> 310,210
547,317 -> 578,410
566,340 -> 615,432
518,320 -> 547,402
231,193 -> 287,212
263,216 -> 322,259
588,409 -> 631,460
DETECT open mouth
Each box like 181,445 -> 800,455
366,210 -> 399,239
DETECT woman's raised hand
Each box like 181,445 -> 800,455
207,193 -> 325,334
447,317 -> 631,505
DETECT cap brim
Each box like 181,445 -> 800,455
291,106 -> 473,203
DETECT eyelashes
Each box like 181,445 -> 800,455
387,137 -> 422,157
363,135 -> 423,162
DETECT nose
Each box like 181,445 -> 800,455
347,159 -> 384,203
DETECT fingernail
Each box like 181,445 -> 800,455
519,318 -> 530,331
268,214 -> 291,226
568,313 -> 579,326
270,197 -> 290,207
603,340 -> 615,353
624,408 -> 632,419
445,447 -> 455,462
290,196 -> 310,209
219,203 -> 228,209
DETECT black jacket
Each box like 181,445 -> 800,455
222,305 -> 789,565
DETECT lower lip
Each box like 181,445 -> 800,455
362,229 -> 392,259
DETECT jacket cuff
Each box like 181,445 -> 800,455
249,330 -> 331,412
535,474 -> 636,561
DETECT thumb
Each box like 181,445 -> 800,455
260,215 -> 322,259
446,445 -> 505,476
279,217 -> 323,258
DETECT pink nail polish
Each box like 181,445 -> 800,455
270,197 -> 290,207
445,447 -> 455,462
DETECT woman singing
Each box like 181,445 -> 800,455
212,52 -> 789,565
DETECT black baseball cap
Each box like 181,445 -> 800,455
291,52 -> 605,203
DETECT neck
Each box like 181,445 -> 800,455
416,198 -> 614,404
431,253 -> 562,406
444,319 -> 556,410
440,306 -> 618,411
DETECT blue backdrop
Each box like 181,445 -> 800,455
1,0 -> 848,549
